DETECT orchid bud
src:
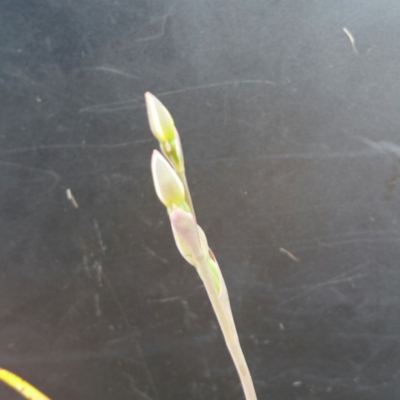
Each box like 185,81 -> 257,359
170,206 -> 220,293
145,93 -> 185,171
151,150 -> 185,208
160,127 -> 184,171
169,206 -> 200,256
145,92 -> 175,143
171,223 -> 209,267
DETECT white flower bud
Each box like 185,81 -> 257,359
151,150 -> 185,207
145,92 -> 175,143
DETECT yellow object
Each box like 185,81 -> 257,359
0,368 -> 51,400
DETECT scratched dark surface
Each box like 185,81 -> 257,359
0,0 -> 400,399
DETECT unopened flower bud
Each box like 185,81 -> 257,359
170,207 -> 220,293
151,150 -> 185,207
172,222 -> 208,267
145,92 -> 175,143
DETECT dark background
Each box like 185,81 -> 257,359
0,0 -> 399,399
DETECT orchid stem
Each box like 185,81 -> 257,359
179,167 -> 257,400
177,169 -> 195,217
146,91 -> 257,400
192,252 -> 258,400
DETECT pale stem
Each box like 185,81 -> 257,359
192,252 -> 258,400
176,168 -> 257,399
177,169 -> 195,217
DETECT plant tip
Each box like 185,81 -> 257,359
145,92 -> 175,143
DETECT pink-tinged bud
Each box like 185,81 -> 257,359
172,221 -> 209,267
170,207 -> 220,293
169,206 -> 202,259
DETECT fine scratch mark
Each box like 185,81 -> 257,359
121,373 -> 155,400
279,247 -> 299,262
206,149 -> 381,165
147,285 -> 204,304
0,161 -> 60,202
233,118 -> 264,132
156,80 -> 276,98
148,297 -> 198,329
66,188 -> 79,208
134,5 -> 175,43
0,160 -> 60,182
285,229 -> 400,253
83,66 -> 138,79
200,355 -> 218,400
79,80 -> 275,113
279,262 -> 372,307
161,298 -> 198,329
92,261 -> 103,287
94,293 -> 101,317
135,17 -> 168,43
343,27 -> 359,55
79,99 -> 142,113
57,298 -> 82,327
102,273 -> 160,400
385,160 -> 400,199
142,244 -> 169,264
93,220 -> 107,253
148,296 -> 183,304
361,138 -> 400,157
0,139 -> 152,154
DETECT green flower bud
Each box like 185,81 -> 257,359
151,150 -> 185,207
145,92 -> 175,143
160,127 -> 184,171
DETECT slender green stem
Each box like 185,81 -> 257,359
177,169 -> 195,217
192,252 -> 258,400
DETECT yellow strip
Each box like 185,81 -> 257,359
0,368 -> 51,400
